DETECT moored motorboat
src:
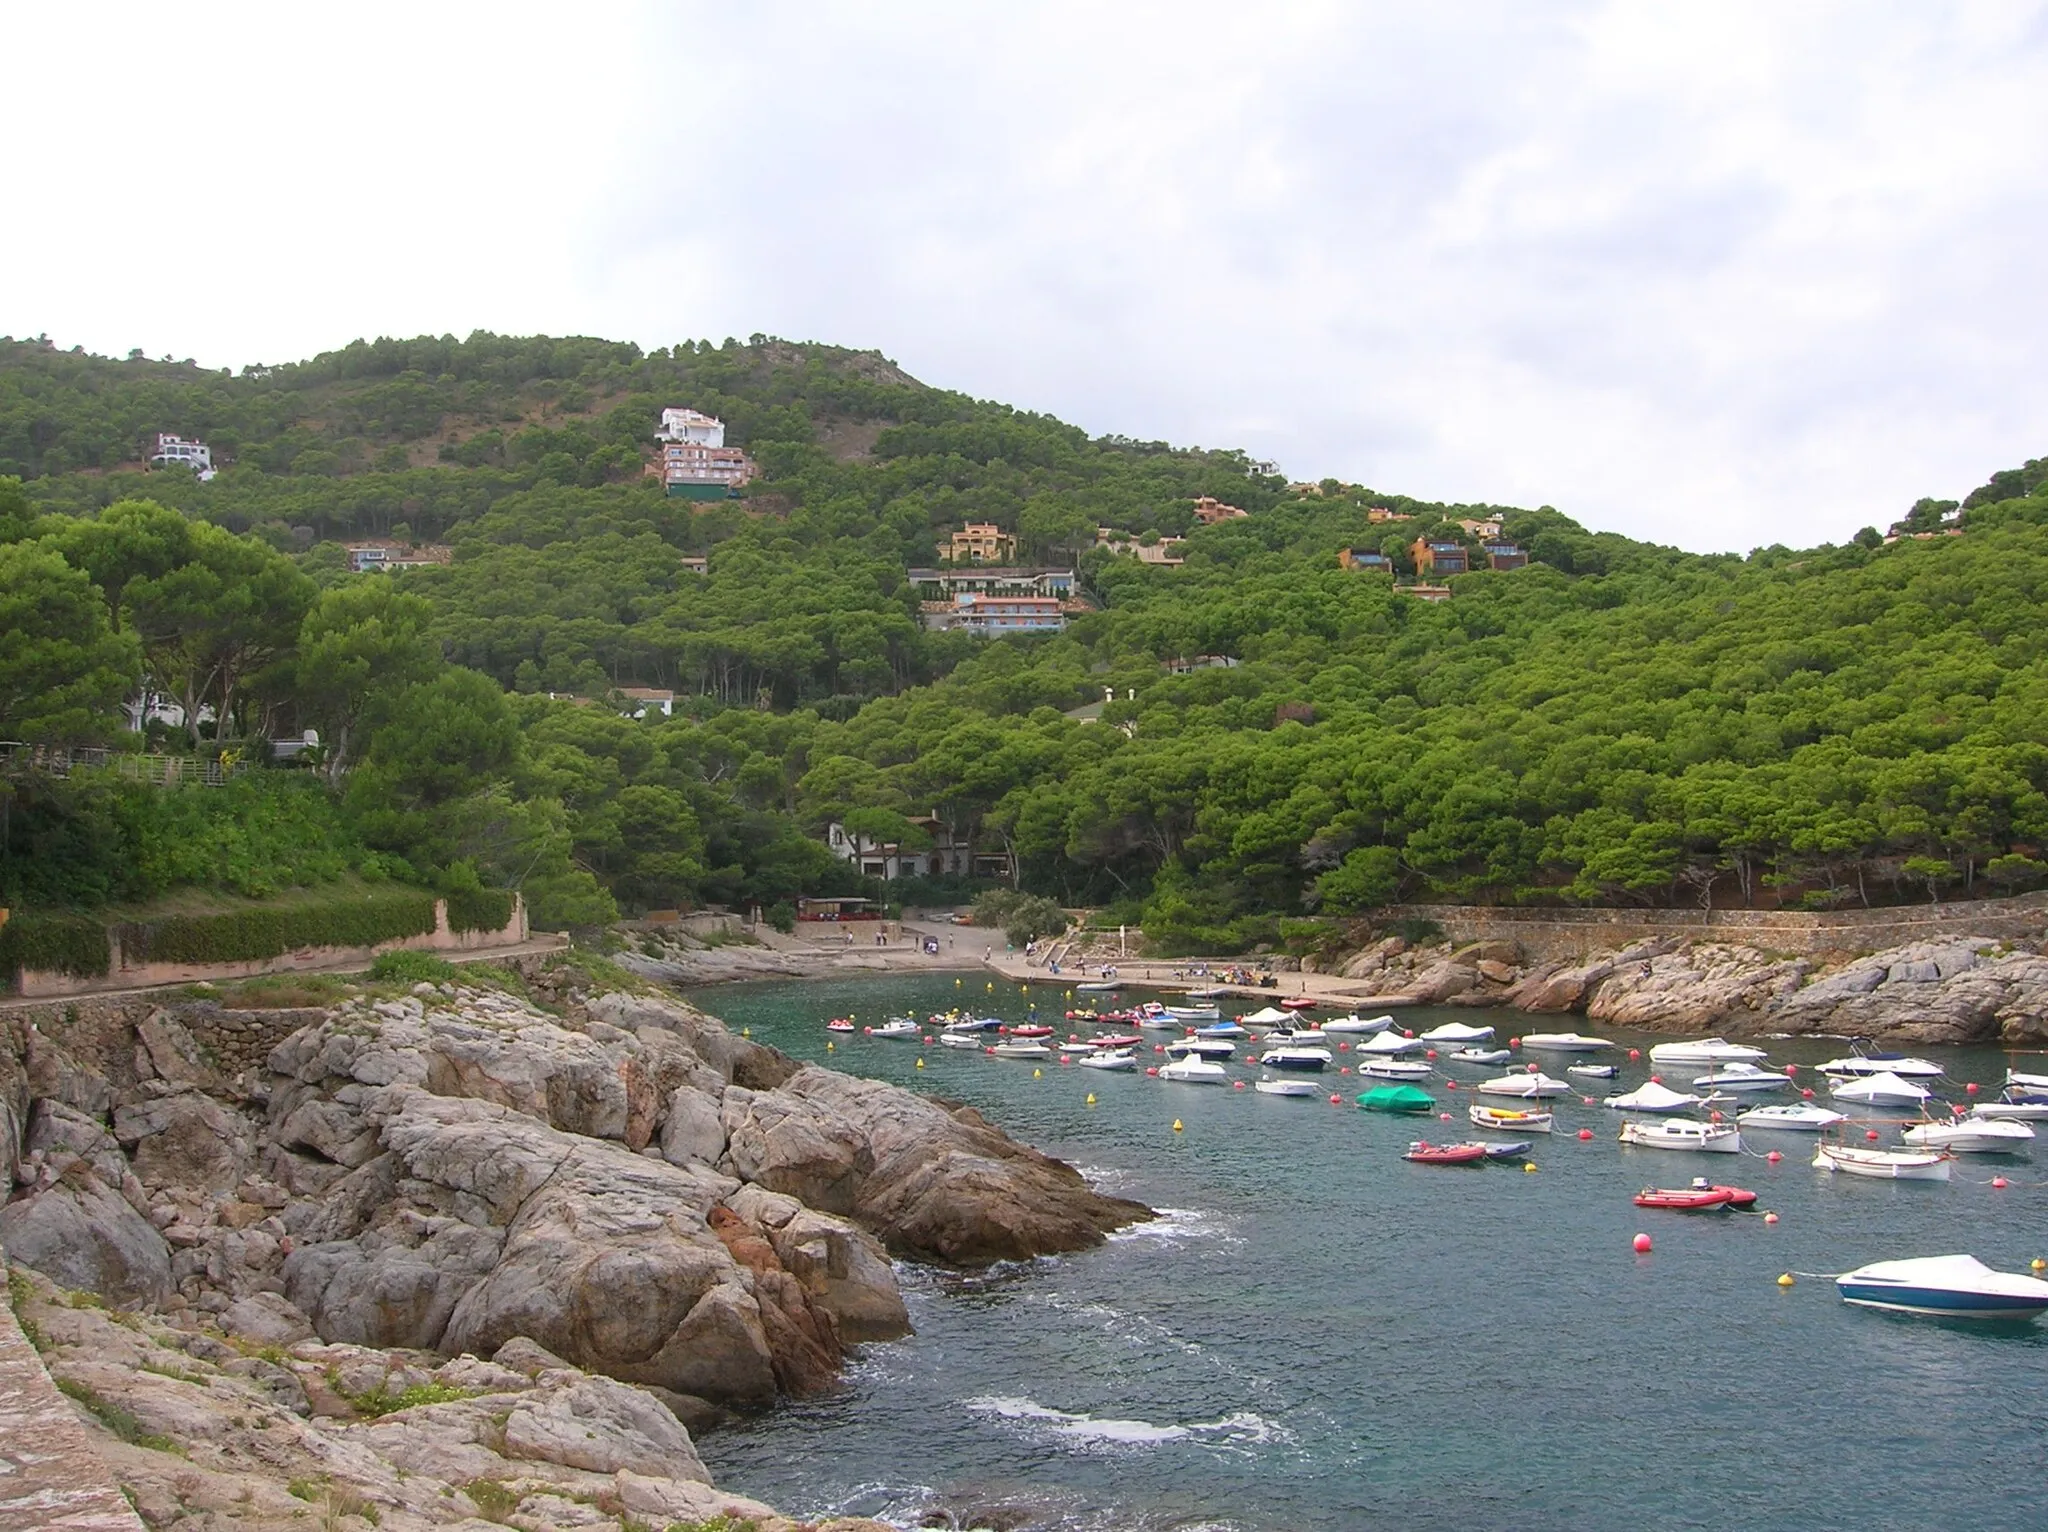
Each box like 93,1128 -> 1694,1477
1163,1004 -> 1221,1022
1358,1059 -> 1433,1081
1480,1140 -> 1533,1161
1967,1096 -> 2048,1121
1254,1076 -> 1322,1097
1446,1047 -> 1512,1069
1468,1103 -> 1553,1134
941,1014 -> 1002,1032
1136,1013 -> 1183,1030
1077,1047 -> 1139,1071
1812,1142 -> 1951,1180
1618,1119 -> 1742,1153
1836,1255 -> 2048,1319
2004,1069 -> 2048,1102
870,1018 -> 921,1039
1322,1013 -> 1394,1035
1280,996 -> 1319,1011
1265,1024 -> 1329,1044
825,1017 -> 856,1033
1159,1055 -> 1229,1084
1239,1005 -> 1295,1027
1073,980 -> 1122,993
1900,1116 -> 2036,1153
1403,1140 -> 1488,1165
1419,1021 -> 1496,1045
1816,1041 -> 1944,1079
1693,1062 -> 1791,1094
1007,1023 -> 1054,1038
1165,1036 -> 1235,1059
1519,1032 -> 1613,1053
989,1040 -> 1055,1059
1195,1020 -> 1248,1038
1356,1084 -> 1436,1113
1634,1180 -> 1758,1211
1091,1032 -> 1143,1048
1603,1081 -> 1705,1114
1829,1071 -> 1931,1108
1058,1041 -> 1098,1055
1474,1071 -> 1573,1099
1648,1037 -> 1768,1065
1359,1031 -> 1428,1056
1567,1063 -> 1618,1080
1258,1045 -> 1333,1073
1738,1102 -> 1846,1132
938,1031 -> 985,1049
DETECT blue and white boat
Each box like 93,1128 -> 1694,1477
1836,1255 -> 2048,1320
1195,1020 -> 1248,1038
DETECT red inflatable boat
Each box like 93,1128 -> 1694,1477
1633,1183 -> 1758,1211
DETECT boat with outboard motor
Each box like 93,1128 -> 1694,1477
1091,1032 -> 1143,1048
1163,1004 -> 1221,1022
1258,1045 -> 1333,1073
938,1031 -> 985,1049
1900,1115 -> 2036,1153
989,1040 -> 1055,1059
1829,1071 -> 1931,1108
1475,1071 -> 1573,1099
1159,1055 -> 1230,1084
1468,1103 -> 1553,1134
1518,1032 -> 1613,1053
1967,1096 -> 2048,1120
2004,1069 -> 2048,1102
1693,1062 -> 1791,1094
1418,1021 -> 1496,1045
1603,1081 -> 1706,1114
1634,1179 -> 1758,1211
1403,1140 -> 1489,1165
1254,1076 -> 1323,1098
1738,1102 -> 1846,1131
1446,1047 -> 1512,1069
870,1018 -> 921,1039
1322,1013 -> 1394,1035
1358,1059 -> 1434,1081
1815,1041 -> 1944,1080
1006,1024 -> 1054,1038
1836,1255 -> 2048,1319
1195,1020 -> 1248,1038
825,1017 -> 856,1033
1812,1142 -> 1951,1180
1164,1036 -> 1236,1059
1618,1119 -> 1742,1153
1077,1047 -> 1139,1071
1648,1037 -> 1769,1065
1567,1062 -> 1618,1080
939,1014 -> 1002,1033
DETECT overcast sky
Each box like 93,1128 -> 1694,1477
8,2 -> 2047,551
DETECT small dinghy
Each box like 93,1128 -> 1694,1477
942,1015 -> 1002,1033
1567,1063 -> 1618,1080
1196,1020 -> 1248,1038
989,1040 -> 1054,1059
1159,1055 -> 1229,1084
1007,1024 -> 1054,1039
1359,1031 -> 1428,1056
1618,1119 -> 1742,1153
1468,1103 -> 1554,1134
1419,1021 -> 1496,1045
1634,1180 -> 1758,1211
1693,1062 -> 1790,1094
1812,1142 -> 1950,1180
1254,1076 -> 1322,1097
870,1018 -> 921,1039
1518,1031 -> 1613,1052
1359,1059 -> 1433,1080
1830,1071 -> 1931,1108
1258,1046 -> 1333,1073
1165,1036 -> 1235,1059
1280,996 -> 1319,1011
1091,1032 -> 1143,1048
1322,1013 -> 1394,1035
1447,1047 -> 1513,1068
1900,1116 -> 2035,1154
1837,1255 -> 2048,1319
1738,1102 -> 1845,1131
1403,1140 -> 1489,1165
938,1031 -> 986,1049
1074,979 -> 1122,993
1136,1013 -> 1183,1030
1077,1047 -> 1139,1071
1265,1024 -> 1329,1044
1480,1140 -> 1533,1161
1604,1081 -> 1705,1114
1648,1037 -> 1768,1065
825,1017 -> 856,1033
1476,1071 -> 1573,1099
1058,1041 -> 1098,1055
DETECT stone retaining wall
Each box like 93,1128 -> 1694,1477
1380,892 -> 2048,962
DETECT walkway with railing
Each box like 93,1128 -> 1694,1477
0,742 -> 237,786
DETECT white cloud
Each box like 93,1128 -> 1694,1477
5,1 -> 2045,550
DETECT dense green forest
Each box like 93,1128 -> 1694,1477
4,329 -> 2047,953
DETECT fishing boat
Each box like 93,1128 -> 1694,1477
870,1018 -> 921,1039
1165,1036 -> 1235,1059
1254,1076 -> 1322,1097
1618,1119 -> 1742,1153
1647,1037 -> 1769,1065
1966,1096 -> 2048,1121
1829,1071 -> 1931,1108
1419,1021 -> 1496,1045
1446,1047 -> 1513,1069
1163,1004 -> 1222,1022
1738,1102 -> 1846,1132
1603,1081 -> 1705,1114
1693,1062 -> 1791,1094
1077,1047 -> 1139,1071
938,1031 -> 986,1049
989,1040 -> 1055,1059
825,1017 -> 856,1033
1634,1180 -> 1758,1211
1812,1142 -> 1951,1180
1356,1084 -> 1436,1113
1359,1031 -> 1427,1056
1358,1059 -> 1434,1081
1159,1055 -> 1230,1084
2004,1069 -> 2048,1102
1836,1255 -> 2048,1319
1517,1031 -> 1613,1052
1403,1141 -> 1488,1165
1468,1103 -> 1553,1134
1322,1013 -> 1395,1035
1566,1063 -> 1618,1080
1474,1071 -> 1573,1099
1258,1045 -> 1333,1073
1900,1116 -> 2036,1153
1815,1041 -> 1944,1079
1195,1020 -> 1248,1038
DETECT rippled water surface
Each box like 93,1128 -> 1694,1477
686,974 -> 2048,1531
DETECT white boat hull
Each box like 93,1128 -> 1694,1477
1619,1121 -> 1742,1153
1322,1014 -> 1394,1035
1254,1077 -> 1322,1097
1738,1105 -> 1846,1132
1468,1104 -> 1553,1134
1813,1144 -> 1951,1180
1900,1119 -> 2035,1153
1159,1059 -> 1229,1084
1837,1255 -> 2048,1319
1519,1033 -> 1613,1052
1359,1060 -> 1433,1080
1648,1038 -> 1768,1065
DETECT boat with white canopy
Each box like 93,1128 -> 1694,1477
1836,1255 -> 2048,1319
1737,1102 -> 1846,1132
1419,1021 -> 1496,1045
1692,1062 -> 1790,1094
1900,1116 -> 2035,1153
1648,1038 -> 1768,1065
1358,1031 -> 1428,1056
1321,1013 -> 1394,1035
1603,1081 -> 1705,1114
1158,1055 -> 1229,1085
1829,1071 -> 1931,1108
1518,1032 -> 1612,1052
1474,1071 -> 1574,1099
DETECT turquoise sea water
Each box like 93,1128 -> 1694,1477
687,974 -> 2048,1532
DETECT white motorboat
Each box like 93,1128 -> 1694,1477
1240,1006 -> 1295,1027
1322,1013 -> 1394,1035
1566,1063 -> 1617,1080
1647,1037 -> 1768,1065
1446,1047 -> 1512,1068
938,1031 -> 985,1049
1265,1024 -> 1329,1044
989,1040 -> 1054,1059
1254,1076 -> 1323,1097
1163,1004 -> 1221,1022
1258,1046 -> 1333,1073
1195,1020 -> 1248,1038
1058,1041 -> 1098,1055
1900,1116 -> 2036,1154
1603,1081 -> 1705,1114
1468,1103 -> 1554,1134
1136,1013 -> 1183,1030
1419,1021 -> 1496,1045
2005,1069 -> 2048,1102
1812,1142 -> 1951,1181
940,1014 -> 1002,1032
1836,1255 -> 2048,1319
1359,1059 -> 1434,1080
1519,1032 -> 1613,1053
1073,980 -> 1122,993
1359,1031 -> 1428,1056
1474,1071 -> 1574,1099
1165,1036 -> 1235,1059
1737,1102 -> 1846,1132
870,1018 -> 921,1039
1187,986 -> 1229,999
1829,1071 -> 1931,1108
1618,1119 -> 1741,1153
1077,1048 -> 1139,1071
1692,1062 -> 1791,1094
1967,1097 -> 2048,1121
1816,1044 -> 1943,1079
1159,1056 -> 1229,1085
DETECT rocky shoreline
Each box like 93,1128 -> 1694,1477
0,973 -> 1150,1531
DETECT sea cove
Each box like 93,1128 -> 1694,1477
694,974 -> 2048,1532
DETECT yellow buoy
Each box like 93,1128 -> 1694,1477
956,978 -> 962,986
1032,1068 -> 1042,1078
1021,985 -> 1029,994
2034,1258 -> 2046,1273
1522,1162 -> 1537,1172
987,982 -> 995,991
826,1041 -> 834,1051
742,1028 -> 751,1038
1085,1093 -> 1097,1106
1172,1118 -> 1184,1133
1777,1273 -> 1796,1288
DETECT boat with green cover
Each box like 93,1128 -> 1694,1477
1356,1084 -> 1436,1113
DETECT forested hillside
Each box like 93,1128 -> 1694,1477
4,329 -> 2047,953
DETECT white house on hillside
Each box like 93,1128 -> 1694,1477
150,433 -> 215,480
658,408 -> 725,446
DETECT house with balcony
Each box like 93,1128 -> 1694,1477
1484,542 -> 1529,571
1190,496 -> 1248,525
658,408 -> 725,445
1338,548 -> 1393,573
947,522 -> 1017,563
1412,538 -> 1470,576
909,567 -> 1075,601
824,813 -> 1000,879
921,592 -> 1067,635
149,433 -> 216,481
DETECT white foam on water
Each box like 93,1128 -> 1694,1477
963,1395 -> 1291,1452
1106,1205 -> 1240,1248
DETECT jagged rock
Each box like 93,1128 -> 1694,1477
1400,961 -> 1478,1002
493,1333 -> 577,1376
728,1183 -> 910,1342
1768,939 -> 2039,1045
112,1087 -> 255,1193
1476,958 -> 1518,983
500,1371 -> 712,1480
660,1083 -> 729,1166
1508,958 -> 1616,1012
1585,944 -> 1812,1029
273,1095 -> 383,1167
1450,939 -> 1521,966
220,1291 -> 317,1347
135,1009 -> 218,1089
284,1215 -> 506,1350
0,1167 -> 172,1305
